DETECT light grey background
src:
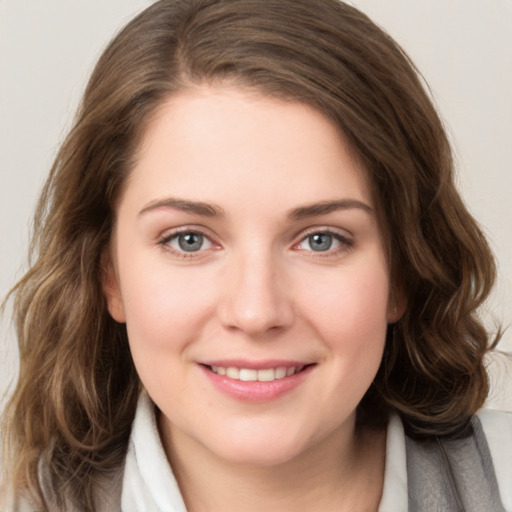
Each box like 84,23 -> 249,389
1,0 -> 511,411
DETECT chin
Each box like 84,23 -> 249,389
198,418 -> 326,468
213,437 -> 308,467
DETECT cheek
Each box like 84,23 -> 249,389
302,262 -> 390,338
118,260 -> 220,398
117,255 -> 217,353
297,256 -> 390,376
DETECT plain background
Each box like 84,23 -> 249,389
1,0 -> 511,411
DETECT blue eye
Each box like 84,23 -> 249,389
297,231 -> 348,252
165,232 -> 213,253
307,233 -> 335,252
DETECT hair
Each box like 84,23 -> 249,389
1,0 -> 499,510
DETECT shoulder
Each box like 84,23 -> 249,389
382,410 -> 512,512
477,408 -> 512,511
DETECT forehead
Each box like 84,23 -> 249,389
123,85 -> 373,215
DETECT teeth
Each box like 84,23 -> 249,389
226,367 -> 240,379
210,365 -> 304,381
276,367 -> 287,379
239,369 -> 258,381
257,368 -> 276,382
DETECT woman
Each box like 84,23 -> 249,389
2,0 -> 511,511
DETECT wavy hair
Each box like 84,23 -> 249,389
2,0 -> 499,509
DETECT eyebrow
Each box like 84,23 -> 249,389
139,197 -> 225,217
138,197 -> 372,219
288,199 -> 373,220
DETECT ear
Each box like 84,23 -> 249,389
387,284 -> 407,324
101,251 -> 126,323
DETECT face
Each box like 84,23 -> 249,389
104,86 -> 402,467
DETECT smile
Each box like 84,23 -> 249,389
209,366 -> 305,382
201,362 -> 315,402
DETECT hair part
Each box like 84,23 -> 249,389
2,0 -> 499,509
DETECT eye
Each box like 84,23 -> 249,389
296,231 -> 351,253
163,231 -> 213,253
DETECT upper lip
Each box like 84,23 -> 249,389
200,359 -> 314,370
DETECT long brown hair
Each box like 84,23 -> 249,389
2,0 -> 499,509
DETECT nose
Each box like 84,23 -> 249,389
217,249 -> 294,337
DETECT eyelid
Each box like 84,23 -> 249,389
295,225 -> 353,242
158,225 -> 210,242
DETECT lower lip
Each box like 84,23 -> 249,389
200,365 -> 314,402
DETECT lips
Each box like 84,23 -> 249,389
200,361 -> 315,402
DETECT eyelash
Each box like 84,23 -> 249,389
158,227 -> 353,259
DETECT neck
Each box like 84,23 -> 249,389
160,415 -> 386,512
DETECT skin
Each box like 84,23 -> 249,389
104,86 -> 404,511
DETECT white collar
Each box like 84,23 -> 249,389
121,392 -> 187,512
